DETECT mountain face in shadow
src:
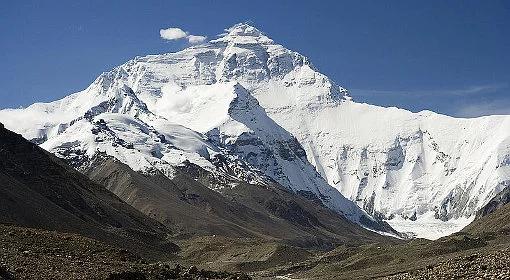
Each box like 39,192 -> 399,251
0,123 -> 176,258
83,153 -> 395,248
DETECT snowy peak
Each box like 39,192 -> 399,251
212,22 -> 274,44
0,23 -> 378,231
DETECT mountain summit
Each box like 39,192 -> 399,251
1,23 -> 509,239
213,22 -> 274,44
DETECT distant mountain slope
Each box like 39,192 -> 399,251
1,23 -> 509,238
83,154 -> 395,246
272,101 -> 510,239
0,123 -> 175,257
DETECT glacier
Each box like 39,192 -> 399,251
1,23 -> 509,239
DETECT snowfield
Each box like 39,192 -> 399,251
1,23 -> 509,239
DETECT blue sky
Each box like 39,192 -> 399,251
1,0 -> 509,117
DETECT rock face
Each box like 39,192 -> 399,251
1,23 -> 509,238
464,185 -> 510,235
476,185 -> 510,219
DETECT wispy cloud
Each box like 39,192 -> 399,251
455,99 -> 510,118
351,83 -> 508,98
159,27 -> 207,44
350,83 -> 509,117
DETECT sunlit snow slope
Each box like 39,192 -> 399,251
1,23 -> 509,239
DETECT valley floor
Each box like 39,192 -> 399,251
258,233 -> 510,280
0,224 -> 250,280
2,222 -> 510,280
383,248 -> 510,279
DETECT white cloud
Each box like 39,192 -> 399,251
159,27 -> 207,44
160,27 -> 188,40
187,35 -> 207,44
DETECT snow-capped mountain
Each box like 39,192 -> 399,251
1,23 -> 509,239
